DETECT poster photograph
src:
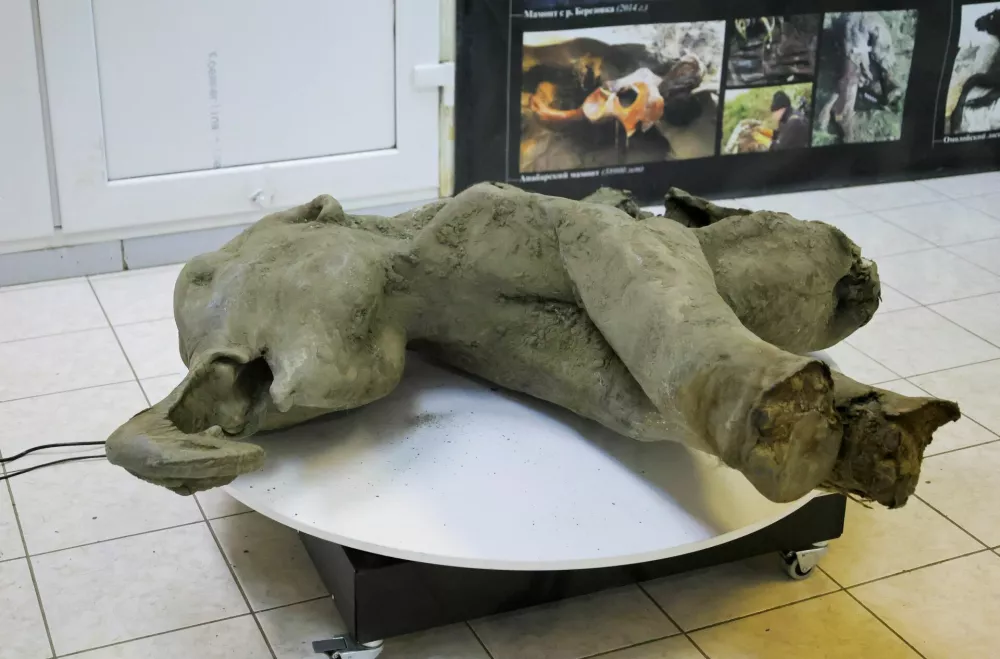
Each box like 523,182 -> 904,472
722,84 -> 814,154
944,2 -> 1000,136
812,10 -> 919,146
726,15 -> 822,87
519,21 -> 725,174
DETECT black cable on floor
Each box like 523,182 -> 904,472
0,441 -> 106,464
0,455 -> 107,482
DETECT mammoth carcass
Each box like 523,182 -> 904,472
106,184 -> 959,510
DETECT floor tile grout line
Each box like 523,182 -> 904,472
87,279 -> 146,386
923,436 -> 1000,459
872,202 -> 1000,249
912,495 -> 992,549
841,589 -> 929,659
27,520 -> 206,560
52,611 -> 252,658
0,324 -> 112,348
465,620 -> 497,659
923,304 -> 1000,351
578,632 -> 688,659
0,378 -> 139,406
201,513 -> 279,659
677,588 -> 840,636
104,315 -> 176,329
804,564 -> 930,659
3,475 -> 58,658
637,582 -> 711,659
836,547 -> 992,591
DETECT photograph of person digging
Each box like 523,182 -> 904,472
726,14 -> 822,87
813,10 -> 918,146
520,22 -> 725,173
722,85 -> 813,154
945,2 -> 1000,135
104,183 -> 960,513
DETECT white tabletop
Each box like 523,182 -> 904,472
227,353 -> 818,571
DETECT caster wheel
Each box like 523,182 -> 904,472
780,542 -> 828,581
782,552 -> 813,580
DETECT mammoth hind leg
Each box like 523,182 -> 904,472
556,208 -> 842,503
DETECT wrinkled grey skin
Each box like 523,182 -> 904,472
106,184 -> 959,508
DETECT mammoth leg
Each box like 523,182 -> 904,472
106,197 -> 409,493
826,373 -> 960,508
556,208 -> 842,503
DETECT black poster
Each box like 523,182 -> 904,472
455,0 -> 1000,201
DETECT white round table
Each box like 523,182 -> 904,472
227,353 -> 823,571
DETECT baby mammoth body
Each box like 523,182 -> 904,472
106,184 -> 958,509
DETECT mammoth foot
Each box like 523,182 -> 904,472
825,375 -> 961,508
106,354 -> 272,494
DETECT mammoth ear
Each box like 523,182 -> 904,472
663,187 -> 753,228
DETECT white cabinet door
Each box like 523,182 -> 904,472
40,0 -> 441,234
0,0 -> 55,244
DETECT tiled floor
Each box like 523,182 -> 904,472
1,172 -> 999,658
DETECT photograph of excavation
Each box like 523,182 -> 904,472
722,83 -> 814,154
945,2 -> 1000,135
726,14 -> 822,87
812,10 -> 918,146
519,22 -> 725,173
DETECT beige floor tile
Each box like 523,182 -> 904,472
197,488 -> 252,519
89,265 -> 182,326
876,200 -> 1000,247
0,329 -> 134,402
11,458 -> 203,555
72,616 -> 270,659
875,249 -> 1000,305
257,598 -> 348,659
821,498 -> 982,587
825,342 -> 898,385
0,278 -> 107,344
852,551 -> 1000,659
643,553 -> 837,631
0,485 -> 24,563
211,512 -> 327,611
0,559 -> 51,659
597,636 -> 705,659
0,382 -> 147,467
846,307 -> 1000,376
922,171 -> 1000,198
878,285 -> 920,313
949,238 -> 1000,276
872,379 -> 998,456
32,523 -> 247,655
115,319 -> 186,379
916,442 -> 1000,546
822,213 -> 934,258
912,359 -> 1000,435
138,374 -> 182,404
471,586 -> 677,659
738,190 -> 861,220
932,293 -> 1000,345
833,180 -> 948,212
958,191 -> 1000,219
380,623 -> 492,659
690,591 -> 919,659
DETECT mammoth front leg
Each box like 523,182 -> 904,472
557,209 -> 842,503
106,197 -> 409,494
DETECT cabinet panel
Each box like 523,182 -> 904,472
93,0 -> 396,179
0,0 -> 55,244
41,0 -> 440,234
